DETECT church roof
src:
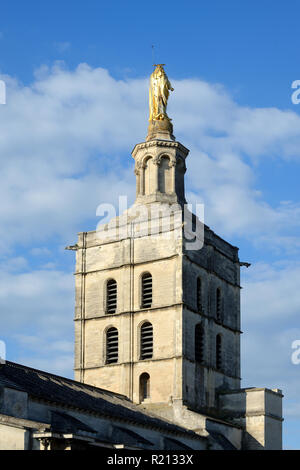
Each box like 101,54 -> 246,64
0,361 -> 204,441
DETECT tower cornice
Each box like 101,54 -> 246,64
131,140 -> 189,159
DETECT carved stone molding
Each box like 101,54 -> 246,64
132,140 -> 189,159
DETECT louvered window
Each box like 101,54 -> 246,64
216,288 -> 221,321
195,324 -> 204,363
140,322 -> 153,360
216,334 -> 222,370
106,279 -> 117,314
139,373 -> 150,402
197,277 -> 202,312
106,327 -> 118,364
141,273 -> 152,308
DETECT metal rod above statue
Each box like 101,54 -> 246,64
147,65 -> 175,142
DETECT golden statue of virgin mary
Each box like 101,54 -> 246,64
149,64 -> 174,122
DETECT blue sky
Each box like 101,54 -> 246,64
0,0 -> 300,449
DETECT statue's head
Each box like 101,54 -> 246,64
153,64 -> 165,78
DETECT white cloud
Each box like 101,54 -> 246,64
14,334 -> 73,353
17,354 -> 74,377
242,261 -> 300,322
0,256 -> 28,272
241,325 -> 300,418
170,79 -> 300,245
0,267 -> 74,376
0,64 -> 144,253
54,42 -> 71,53
0,63 -> 300,254
0,63 -> 300,409
30,247 -> 51,256
0,269 -> 73,333
240,262 -> 300,420
171,79 -> 300,161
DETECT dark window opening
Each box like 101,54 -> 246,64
141,273 -> 152,308
106,327 -> 118,364
216,334 -> 222,370
195,324 -> 204,363
216,288 -> 221,321
140,322 -> 153,360
197,277 -> 202,312
139,373 -> 150,402
106,279 -> 117,314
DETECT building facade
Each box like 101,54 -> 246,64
0,66 -> 283,450
72,66 -> 283,449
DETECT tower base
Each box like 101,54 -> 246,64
146,119 -> 175,141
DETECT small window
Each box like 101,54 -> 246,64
197,277 -> 202,312
106,327 -> 118,364
216,288 -> 221,321
195,324 -> 204,363
158,156 -> 171,193
140,322 -> 153,360
216,334 -> 222,370
139,373 -> 150,402
141,273 -> 152,308
106,279 -> 117,314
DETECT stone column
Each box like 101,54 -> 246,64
153,158 -> 159,194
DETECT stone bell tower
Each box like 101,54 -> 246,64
72,66 -> 282,449
73,64 -> 241,413
133,138 -> 188,206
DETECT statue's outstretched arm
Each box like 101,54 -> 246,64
168,79 -> 174,92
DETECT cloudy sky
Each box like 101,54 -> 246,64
1,0 -> 300,449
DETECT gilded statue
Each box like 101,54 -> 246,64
149,64 -> 174,122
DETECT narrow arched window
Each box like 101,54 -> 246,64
158,156 -> 172,193
144,157 -> 155,196
216,288 -> 221,321
106,279 -> 117,314
216,334 -> 222,370
197,277 -> 202,312
140,322 -> 153,360
139,373 -> 150,402
106,327 -> 118,364
195,324 -> 204,363
141,273 -> 152,308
